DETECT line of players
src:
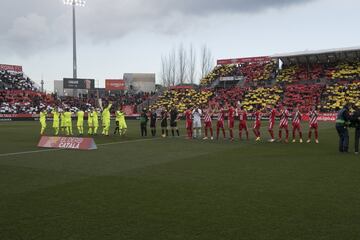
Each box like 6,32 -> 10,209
172,103 -> 320,143
39,102 -> 128,137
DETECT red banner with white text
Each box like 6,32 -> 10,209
0,64 -> 23,72
105,80 -> 126,91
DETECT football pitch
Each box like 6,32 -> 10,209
0,121 -> 359,240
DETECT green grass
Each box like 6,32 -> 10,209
0,121 -> 360,240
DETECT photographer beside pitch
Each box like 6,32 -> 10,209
350,105 -> 360,155
336,104 -> 351,153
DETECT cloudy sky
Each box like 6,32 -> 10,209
0,0 -> 359,91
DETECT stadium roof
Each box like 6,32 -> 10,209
271,46 -> 360,65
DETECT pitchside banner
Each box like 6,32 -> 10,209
0,64 -> 23,72
63,78 -> 95,90
38,136 -> 97,150
105,79 -> 126,91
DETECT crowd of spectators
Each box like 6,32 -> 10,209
326,62 -> 360,80
0,89 -> 154,114
2,58 -> 360,115
209,87 -> 246,107
242,61 -> 277,84
276,64 -> 324,84
200,61 -> 277,86
0,91 -> 53,114
321,81 -> 360,112
241,87 -> 283,112
150,89 -> 213,113
200,64 -> 238,86
203,59 -> 360,86
282,84 -> 324,112
0,71 -> 37,91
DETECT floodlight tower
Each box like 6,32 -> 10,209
64,0 -> 86,97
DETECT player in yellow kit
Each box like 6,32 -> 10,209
114,107 -> 127,136
77,109 -> 85,135
51,108 -> 60,136
102,102 -> 112,136
87,109 -> 94,135
64,109 -> 73,136
39,109 -> 47,135
93,109 -> 99,135
60,110 -> 66,135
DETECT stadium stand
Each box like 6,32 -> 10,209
3,47 -> 360,116
0,70 -> 38,91
241,86 -> 283,111
200,64 -> 238,86
150,89 -> 213,113
325,61 -> 360,80
209,87 -> 246,107
282,84 -> 324,112
321,81 -> 360,112
0,90 -> 53,114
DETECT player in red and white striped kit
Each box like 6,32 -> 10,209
253,106 -> 262,142
292,105 -> 303,143
307,106 -> 319,144
278,106 -> 290,143
268,106 -> 277,142
215,106 -> 226,140
227,104 -> 236,141
238,106 -> 249,140
203,107 -> 213,140
185,108 -> 193,139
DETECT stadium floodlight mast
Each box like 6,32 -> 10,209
63,0 -> 86,97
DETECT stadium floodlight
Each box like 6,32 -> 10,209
63,0 -> 86,97
64,0 -> 86,7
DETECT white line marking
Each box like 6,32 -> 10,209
0,149 -> 62,157
98,137 -> 163,147
0,137 -> 165,158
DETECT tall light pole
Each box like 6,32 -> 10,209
64,0 -> 86,97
